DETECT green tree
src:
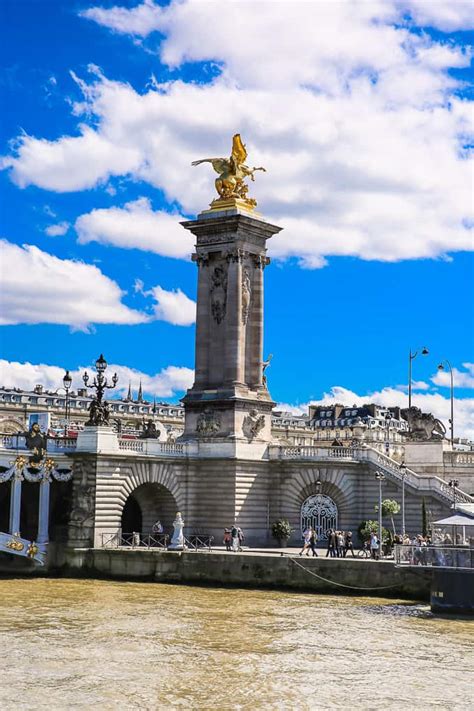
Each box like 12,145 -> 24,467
357,520 -> 389,544
381,499 -> 401,536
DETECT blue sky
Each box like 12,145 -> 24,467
0,0 -> 473,436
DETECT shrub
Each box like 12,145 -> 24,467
357,519 -> 389,543
271,519 -> 293,541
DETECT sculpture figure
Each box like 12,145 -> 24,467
192,133 -> 266,209
243,409 -> 265,440
401,406 -> 446,441
262,353 -> 273,388
168,512 -> 186,550
24,423 -> 47,466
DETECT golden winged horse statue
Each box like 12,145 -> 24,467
192,134 -> 266,209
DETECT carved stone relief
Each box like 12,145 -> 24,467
210,264 -> 228,324
196,409 -> 221,436
241,267 -> 252,325
243,409 -> 265,440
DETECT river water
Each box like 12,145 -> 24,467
0,579 -> 472,710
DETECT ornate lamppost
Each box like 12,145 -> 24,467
82,354 -> 118,426
399,461 -> 407,537
63,370 -> 72,433
408,346 -> 429,412
437,360 -> 454,447
375,470 -> 385,556
384,411 -> 392,456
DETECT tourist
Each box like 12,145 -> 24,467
223,528 -> 232,552
344,531 -> 355,557
152,520 -> 163,535
237,526 -> 245,551
231,524 -> 240,552
370,531 -> 380,560
326,529 -> 336,557
309,527 -> 318,557
299,527 -> 312,556
336,531 -> 344,557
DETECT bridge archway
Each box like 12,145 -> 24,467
301,494 -> 338,541
120,482 -> 177,536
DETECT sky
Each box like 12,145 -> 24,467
0,0 -> 473,437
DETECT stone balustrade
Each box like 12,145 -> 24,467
0,434 -> 77,453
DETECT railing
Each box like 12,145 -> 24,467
101,532 -> 169,549
444,451 -> 474,465
184,534 -> 214,551
394,544 -> 474,569
278,446 -> 358,460
117,439 -> 187,456
0,434 -> 77,453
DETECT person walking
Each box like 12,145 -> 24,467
336,531 -> 344,557
299,528 -> 311,556
237,526 -> 245,551
223,528 -> 232,552
231,524 -> 240,552
326,529 -> 336,557
309,527 -> 318,557
344,531 -> 355,557
370,531 -> 380,560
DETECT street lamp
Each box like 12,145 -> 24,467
437,360 -> 454,447
384,411 -> 392,456
82,354 -> 118,426
316,480 -> 322,495
63,370 -> 72,432
375,470 -> 385,558
449,478 -> 459,511
399,461 -> 407,537
408,346 -> 429,412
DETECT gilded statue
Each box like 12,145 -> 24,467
192,134 -> 265,209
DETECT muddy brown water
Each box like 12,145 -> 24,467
0,578 -> 472,710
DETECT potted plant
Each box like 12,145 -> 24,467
271,519 -> 293,548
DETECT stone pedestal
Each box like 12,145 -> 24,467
404,440 -> 451,467
181,208 -> 282,445
76,425 -> 119,454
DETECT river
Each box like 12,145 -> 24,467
0,579 -> 472,710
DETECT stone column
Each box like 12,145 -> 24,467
193,254 -> 210,388
224,250 -> 244,385
9,472 -> 22,534
37,478 -> 51,545
249,256 -> 265,388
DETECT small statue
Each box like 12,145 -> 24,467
168,512 -> 186,550
24,423 -> 47,466
262,353 -> 273,388
140,419 -> 159,439
401,406 -> 446,441
192,134 -> 266,209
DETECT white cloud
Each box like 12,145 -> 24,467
0,359 -> 194,399
75,197 -> 190,259
45,221 -> 70,237
431,362 -> 474,389
0,239 -> 146,330
3,1 -> 473,268
278,384 -> 474,440
147,284 -> 195,326
398,0 -> 474,32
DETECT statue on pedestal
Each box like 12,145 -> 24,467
168,512 -> 186,550
192,133 -> 266,209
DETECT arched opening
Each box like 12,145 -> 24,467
301,494 -> 338,541
0,478 -> 10,532
120,483 -> 177,537
121,495 -> 142,534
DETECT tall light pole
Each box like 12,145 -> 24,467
63,370 -> 72,434
399,461 -> 407,537
408,346 -> 429,412
449,478 -> 459,511
437,360 -> 454,447
82,354 -> 118,425
375,470 -> 385,557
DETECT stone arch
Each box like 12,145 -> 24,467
279,465 -> 355,541
121,482 -> 177,535
94,459 -> 186,543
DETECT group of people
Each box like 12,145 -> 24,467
299,528 -> 356,557
325,529 -> 355,557
223,525 -> 245,552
